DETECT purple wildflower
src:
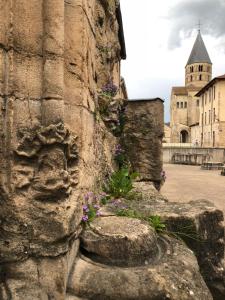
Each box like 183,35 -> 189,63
115,144 -> 125,155
82,215 -> 89,222
101,82 -> 118,97
98,192 -> 107,200
96,211 -> 101,217
83,205 -> 89,212
84,193 -> 89,201
94,204 -> 100,210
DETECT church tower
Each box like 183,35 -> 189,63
185,30 -> 212,88
170,30 -> 212,143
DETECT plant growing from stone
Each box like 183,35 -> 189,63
101,82 -> 118,97
82,192 -> 101,224
148,215 -> 166,233
114,144 -> 128,168
103,168 -> 138,198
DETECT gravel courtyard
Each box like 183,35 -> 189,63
161,163 -> 225,214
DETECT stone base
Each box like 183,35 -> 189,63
67,216 -> 212,300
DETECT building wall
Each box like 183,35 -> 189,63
190,125 -> 201,145
185,62 -> 212,88
163,124 -> 171,143
163,146 -> 225,164
170,55 -> 212,145
170,93 -> 188,126
199,80 -> 225,147
0,1 -> 126,298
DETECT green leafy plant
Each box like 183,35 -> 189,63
104,168 -> 138,198
148,215 -> 166,233
116,208 -> 142,219
114,144 -> 128,168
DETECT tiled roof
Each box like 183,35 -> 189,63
195,74 -> 225,96
186,31 -> 212,66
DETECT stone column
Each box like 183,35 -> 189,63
42,0 -> 64,125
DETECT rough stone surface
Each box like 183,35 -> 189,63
68,217 -> 212,300
81,216 -> 159,266
123,99 -> 164,185
0,239 -> 80,300
0,0 -> 126,298
116,191 -> 225,300
132,181 -> 168,203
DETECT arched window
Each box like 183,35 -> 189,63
184,102 -> 187,108
199,65 -> 203,72
199,74 -> 202,81
181,102 -> 183,108
180,130 -> 189,143
190,75 -> 193,82
177,102 -> 179,108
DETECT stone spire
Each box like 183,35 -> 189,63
186,31 -> 212,66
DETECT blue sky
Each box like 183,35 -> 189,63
120,0 -> 225,122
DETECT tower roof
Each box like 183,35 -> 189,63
186,31 -> 212,66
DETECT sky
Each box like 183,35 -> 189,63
120,0 -> 225,122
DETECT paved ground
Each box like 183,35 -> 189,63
161,163 -> 225,214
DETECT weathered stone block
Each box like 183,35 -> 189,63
13,0 -> 43,55
68,216 -> 212,300
123,99 -> 164,185
125,194 -> 224,300
81,216 -> 159,267
13,53 -> 43,99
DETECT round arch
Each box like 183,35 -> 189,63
180,130 -> 189,143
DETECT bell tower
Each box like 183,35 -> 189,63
185,30 -> 212,89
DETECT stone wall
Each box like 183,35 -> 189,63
163,146 -> 225,164
123,98 -> 164,185
0,0 -> 126,298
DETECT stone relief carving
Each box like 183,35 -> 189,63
13,123 -> 78,201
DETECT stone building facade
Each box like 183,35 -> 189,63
170,31 -> 212,144
196,75 -> 225,147
169,30 -> 225,148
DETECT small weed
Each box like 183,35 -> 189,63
148,215 -> 166,233
103,168 -> 138,198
